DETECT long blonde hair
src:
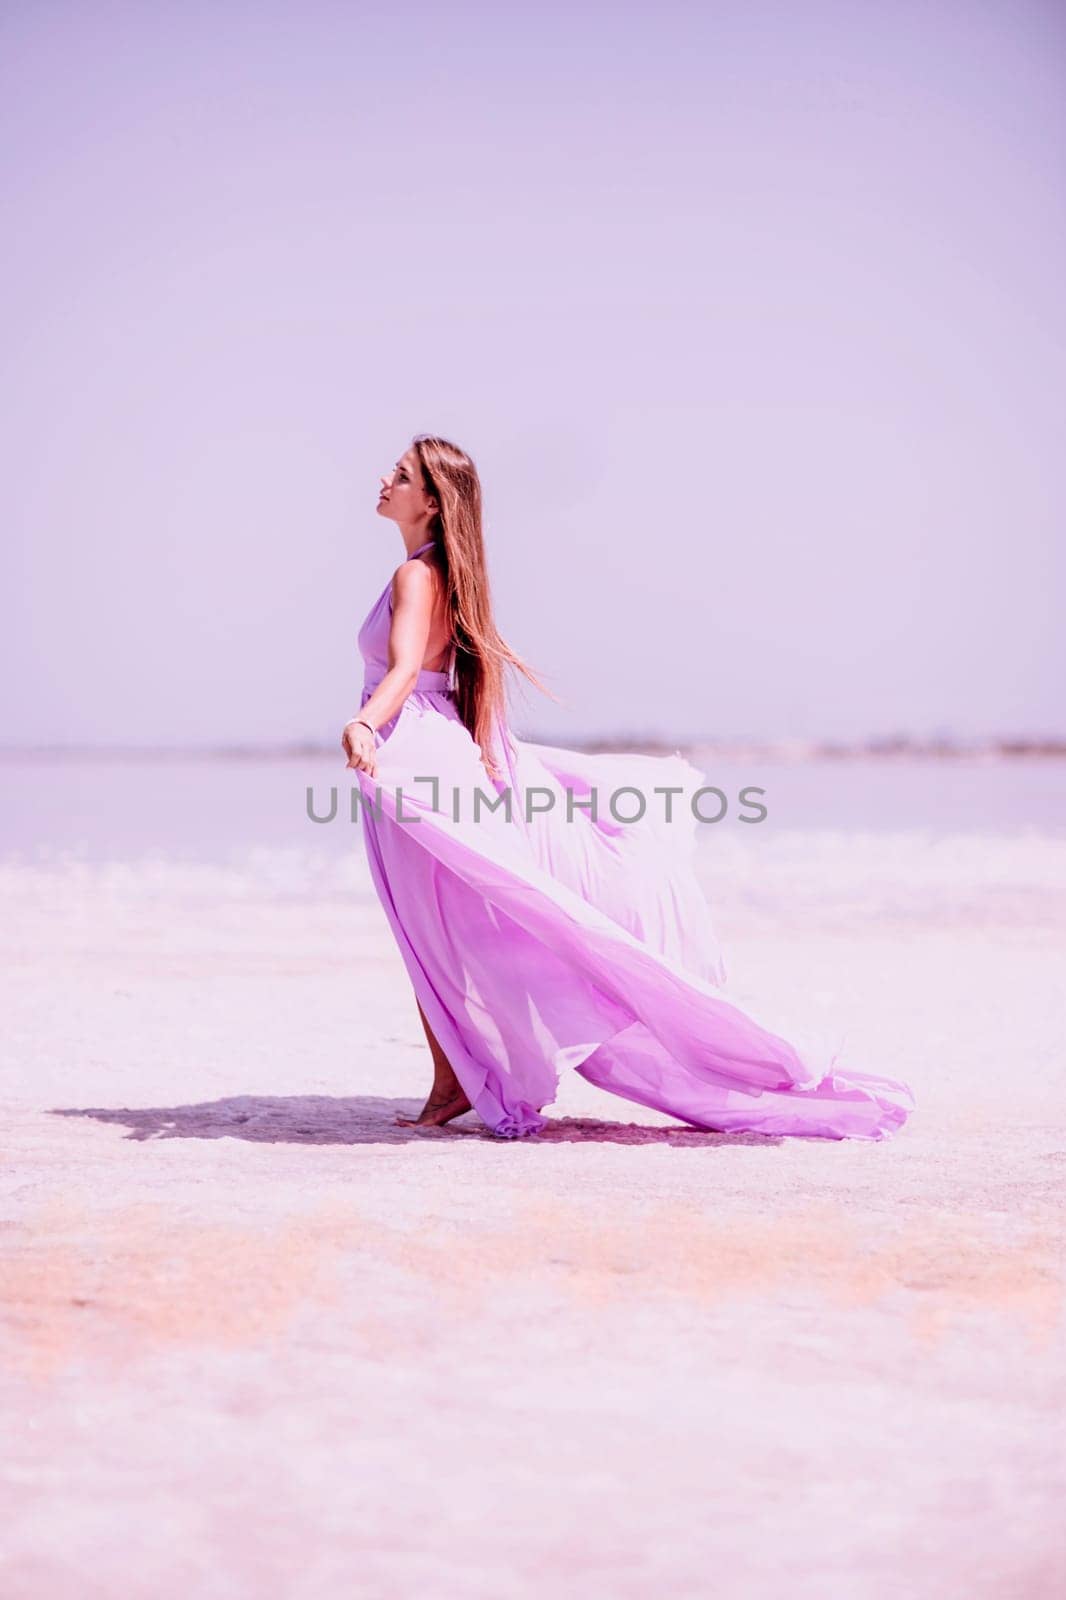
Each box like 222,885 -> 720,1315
411,433 -> 559,777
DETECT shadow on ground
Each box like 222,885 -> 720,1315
49,1095 -> 784,1148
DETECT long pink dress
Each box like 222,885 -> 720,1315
354,539 -> 916,1140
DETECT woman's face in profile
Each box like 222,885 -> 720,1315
377,449 -> 434,523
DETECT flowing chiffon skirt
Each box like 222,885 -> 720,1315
353,679 -> 916,1142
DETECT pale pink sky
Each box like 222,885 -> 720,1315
1,0 -> 1062,748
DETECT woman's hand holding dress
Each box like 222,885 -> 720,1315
342,720 -> 378,779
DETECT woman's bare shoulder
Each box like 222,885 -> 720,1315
390,554 -> 442,609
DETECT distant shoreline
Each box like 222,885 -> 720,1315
1,737 -> 1064,764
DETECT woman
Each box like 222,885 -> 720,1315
341,434 -> 915,1141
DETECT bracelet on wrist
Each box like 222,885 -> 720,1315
345,716 -> 376,736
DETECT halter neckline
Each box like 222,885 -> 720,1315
407,538 -> 437,560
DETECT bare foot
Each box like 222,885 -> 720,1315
395,1086 -> 473,1129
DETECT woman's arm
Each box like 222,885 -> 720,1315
356,558 -> 438,734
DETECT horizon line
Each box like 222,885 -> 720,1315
1,733 -> 1065,763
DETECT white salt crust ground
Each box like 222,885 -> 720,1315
1,830 -> 1064,1599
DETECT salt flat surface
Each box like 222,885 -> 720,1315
1,802 -> 1063,1597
